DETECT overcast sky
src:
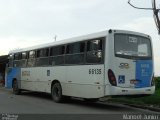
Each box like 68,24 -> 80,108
0,0 -> 160,75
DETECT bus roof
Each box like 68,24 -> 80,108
9,30 -> 108,54
9,29 -> 150,54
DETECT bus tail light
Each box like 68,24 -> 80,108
151,75 -> 155,86
108,69 -> 117,86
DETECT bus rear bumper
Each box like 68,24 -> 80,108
105,85 -> 155,96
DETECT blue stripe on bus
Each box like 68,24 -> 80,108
6,68 -> 20,88
135,60 -> 153,88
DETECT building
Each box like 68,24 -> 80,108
0,55 -> 8,86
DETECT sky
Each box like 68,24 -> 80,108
0,0 -> 160,76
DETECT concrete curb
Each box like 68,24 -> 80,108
123,103 -> 160,112
100,99 -> 160,113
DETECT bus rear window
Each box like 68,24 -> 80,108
114,34 -> 152,59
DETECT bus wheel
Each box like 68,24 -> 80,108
13,80 -> 21,95
51,83 -> 63,103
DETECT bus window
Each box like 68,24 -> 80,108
29,51 -> 36,58
13,53 -> 22,67
87,40 -> 102,51
66,42 -> 85,54
22,52 -> 27,59
115,34 -> 152,59
8,54 -> 14,67
37,48 -> 49,58
9,54 -> 14,60
50,46 -> 65,56
27,51 -> 36,67
65,42 -> 85,64
21,52 -> 27,67
49,46 -> 65,65
14,53 -> 21,60
86,39 -> 103,63
36,48 -> 49,66
138,44 -> 148,56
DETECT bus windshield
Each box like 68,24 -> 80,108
114,34 -> 152,59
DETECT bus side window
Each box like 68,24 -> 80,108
29,51 -> 36,58
27,51 -> 36,67
21,52 -> 27,67
86,39 -> 103,63
36,48 -> 49,66
49,46 -> 65,65
22,52 -> 27,59
37,48 -> 49,58
8,54 -> 14,67
50,46 -> 65,56
14,53 -> 21,60
65,42 -> 85,64
14,53 -> 22,67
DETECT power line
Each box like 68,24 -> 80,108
128,0 -> 154,10
128,0 -> 160,34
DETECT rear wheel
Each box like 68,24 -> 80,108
51,82 -> 63,103
13,80 -> 21,95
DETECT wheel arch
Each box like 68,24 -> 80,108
12,78 -> 17,88
51,79 -> 61,91
51,79 -> 64,103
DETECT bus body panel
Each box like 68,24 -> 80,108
105,85 -> 155,95
104,30 -> 154,96
64,65 -> 105,98
135,60 -> 153,88
6,67 -> 21,88
20,65 -> 105,98
21,67 -> 66,93
111,59 -> 153,89
112,58 -> 136,88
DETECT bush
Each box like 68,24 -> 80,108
155,77 -> 160,89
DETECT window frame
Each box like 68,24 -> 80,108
37,48 -> 49,58
50,45 -> 65,57
85,37 -> 105,64
66,42 -> 85,55
14,53 -> 22,60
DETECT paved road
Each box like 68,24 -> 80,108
0,87 -> 159,114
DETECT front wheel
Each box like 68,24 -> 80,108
51,83 -> 63,103
13,80 -> 21,95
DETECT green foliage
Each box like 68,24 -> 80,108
155,77 -> 160,89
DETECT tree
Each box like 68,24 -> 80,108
128,0 -> 160,34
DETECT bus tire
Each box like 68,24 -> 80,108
51,82 -> 63,103
13,80 -> 21,95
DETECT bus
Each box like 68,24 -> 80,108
6,29 -> 155,102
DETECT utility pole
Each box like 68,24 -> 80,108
54,35 -> 57,41
128,0 -> 160,34
152,0 -> 160,34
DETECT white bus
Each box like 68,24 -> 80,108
6,29 -> 155,102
